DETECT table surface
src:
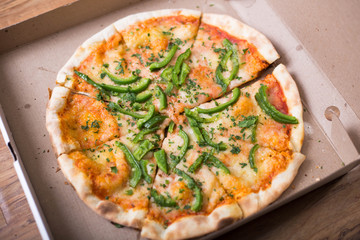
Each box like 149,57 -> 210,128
1,0 -> 360,239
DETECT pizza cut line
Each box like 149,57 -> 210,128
46,9 -> 305,240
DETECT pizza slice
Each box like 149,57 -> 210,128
181,64 -> 305,217
171,13 -> 279,118
183,64 -> 303,152
58,138 -> 158,228
141,125 -> 242,240
113,9 -> 201,118
46,86 -> 168,157
46,86 -> 120,156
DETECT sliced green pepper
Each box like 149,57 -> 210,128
188,154 -> 206,173
200,127 -> 227,151
223,39 -> 240,81
137,105 -> 155,129
192,187 -> 203,212
238,115 -> 258,128
161,66 -> 174,94
197,88 -> 240,115
143,115 -> 167,129
135,91 -> 152,103
184,108 -> 220,123
132,127 -> 159,143
116,142 -> 142,187
249,144 -> 260,173
206,155 -> 230,174
160,66 -> 174,81
220,51 -> 232,70
149,44 -> 178,71
139,160 -> 152,184
165,82 -> 174,95
108,102 -> 145,119
74,70 -> 110,98
133,139 -> 154,161
215,64 -> 229,93
168,121 -> 175,133
155,86 -> 167,110
178,62 -> 190,86
101,67 -> 140,85
169,129 -> 189,169
255,85 -> 299,124
173,168 -> 202,212
172,48 -> 191,86
214,39 -> 240,92
187,117 -> 205,145
177,129 -> 190,161
100,77 -> 151,94
154,149 -> 168,174
150,189 -> 177,207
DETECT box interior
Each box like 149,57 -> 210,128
0,0 -> 359,239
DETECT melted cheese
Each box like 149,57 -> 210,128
59,94 -> 119,149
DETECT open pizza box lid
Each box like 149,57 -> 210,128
0,0 -> 359,239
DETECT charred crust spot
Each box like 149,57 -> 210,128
97,201 -> 119,215
217,217 -> 235,229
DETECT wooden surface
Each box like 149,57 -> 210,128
0,0 -> 360,240
0,136 -> 40,239
0,0 -> 77,30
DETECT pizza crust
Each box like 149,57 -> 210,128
238,152 -> 305,217
113,9 -> 201,33
141,202 -> 242,240
58,153 -> 147,228
273,64 -> 304,152
56,24 -> 118,87
46,86 -> 80,157
202,13 -> 279,64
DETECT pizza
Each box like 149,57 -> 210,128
46,9 -> 305,240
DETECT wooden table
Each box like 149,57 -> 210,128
1,0 -> 360,239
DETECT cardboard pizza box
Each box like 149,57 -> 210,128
0,0 -> 359,239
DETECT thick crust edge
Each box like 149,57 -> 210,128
113,9 -> 201,33
56,24 -> 118,86
141,202 -> 242,240
202,13 -> 279,64
46,86 -> 79,156
238,152 -> 305,217
58,153 -> 147,228
273,64 -> 304,152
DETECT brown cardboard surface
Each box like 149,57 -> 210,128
0,0 -> 359,239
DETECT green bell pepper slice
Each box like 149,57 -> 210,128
249,144 -> 260,173
135,91 -> 152,103
108,102 -> 145,119
154,149 -> 169,174
155,86 -> 167,110
139,160 -> 152,184
197,88 -> 240,115
101,66 -> 140,84
133,139 -> 154,161
116,142 -> 142,187
172,48 -> 191,86
132,127 -> 159,143
137,105 -> 155,129
150,189 -> 177,207
149,44 -> 178,71
173,168 -> 202,212
255,84 -> 299,124
100,77 -> 151,94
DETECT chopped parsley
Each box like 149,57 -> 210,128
110,166 -> 118,174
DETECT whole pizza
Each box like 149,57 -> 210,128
46,9 -> 305,240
